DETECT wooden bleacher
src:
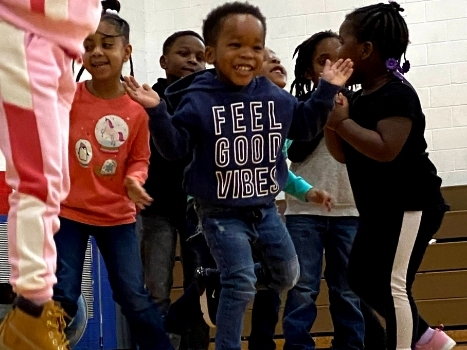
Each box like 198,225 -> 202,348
171,185 -> 467,347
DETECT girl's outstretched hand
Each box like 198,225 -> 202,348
321,58 -> 353,87
123,76 -> 160,109
124,176 -> 153,210
305,188 -> 333,212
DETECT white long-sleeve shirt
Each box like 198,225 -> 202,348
285,139 -> 358,217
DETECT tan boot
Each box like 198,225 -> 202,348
0,300 -> 70,350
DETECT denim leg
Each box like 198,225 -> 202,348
253,207 -> 299,294
53,217 -> 90,318
94,223 -> 173,350
283,215 -> 325,350
141,215 -> 178,315
202,215 -> 257,350
248,289 -> 281,350
324,217 -> 364,350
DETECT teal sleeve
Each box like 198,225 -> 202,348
283,139 -> 312,202
284,170 -> 312,202
283,139 -> 292,156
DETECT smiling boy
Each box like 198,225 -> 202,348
124,2 -> 353,349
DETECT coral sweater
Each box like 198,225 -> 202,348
60,82 -> 150,226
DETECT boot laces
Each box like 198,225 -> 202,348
46,303 -> 70,350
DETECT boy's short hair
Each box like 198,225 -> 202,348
202,1 -> 267,46
162,31 -> 205,55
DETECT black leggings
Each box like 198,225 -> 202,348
348,208 -> 446,350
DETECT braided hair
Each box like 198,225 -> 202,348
345,1 -> 409,62
290,31 -> 339,98
76,0 -> 133,82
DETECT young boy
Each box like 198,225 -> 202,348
141,29 -> 205,312
124,2 -> 352,349
140,30 -> 207,350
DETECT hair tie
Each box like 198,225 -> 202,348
389,1 -> 404,12
385,58 -> 410,80
105,8 -> 119,15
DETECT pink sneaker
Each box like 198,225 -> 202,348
414,326 -> 456,350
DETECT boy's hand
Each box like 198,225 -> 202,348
326,93 -> 349,131
321,58 -> 353,87
124,176 -> 153,210
305,189 -> 333,212
123,76 -> 160,109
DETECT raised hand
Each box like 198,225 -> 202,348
123,76 -> 160,109
321,58 -> 353,87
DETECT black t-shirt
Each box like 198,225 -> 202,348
343,78 -> 445,214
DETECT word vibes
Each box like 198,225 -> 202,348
212,101 -> 284,200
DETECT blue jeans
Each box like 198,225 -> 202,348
197,202 -> 299,350
283,215 -> 364,350
53,217 -> 173,350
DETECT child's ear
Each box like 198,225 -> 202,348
123,44 -> 132,63
160,55 -> 168,70
205,46 -> 216,65
361,41 -> 373,60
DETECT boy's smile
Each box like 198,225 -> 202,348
205,14 -> 265,86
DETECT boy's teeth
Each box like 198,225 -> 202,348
236,65 -> 250,71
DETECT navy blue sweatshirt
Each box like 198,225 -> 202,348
140,78 -> 189,222
147,69 -> 340,208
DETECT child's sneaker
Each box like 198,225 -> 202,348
414,326 -> 456,350
0,297 -> 70,350
195,267 -> 220,328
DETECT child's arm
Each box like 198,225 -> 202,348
282,141 -> 332,210
327,93 -> 413,162
324,93 -> 348,163
125,177 -> 153,210
123,76 -> 193,160
324,126 -> 346,163
282,139 -> 312,201
284,173 -> 332,210
284,170 -> 312,202
147,101 -> 193,160
125,114 -> 153,210
289,59 -> 353,141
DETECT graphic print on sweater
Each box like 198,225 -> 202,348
212,100 -> 283,200
95,115 -> 129,152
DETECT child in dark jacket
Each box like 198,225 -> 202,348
139,30 -> 207,350
124,3 -> 352,349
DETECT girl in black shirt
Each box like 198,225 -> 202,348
324,3 -> 455,350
